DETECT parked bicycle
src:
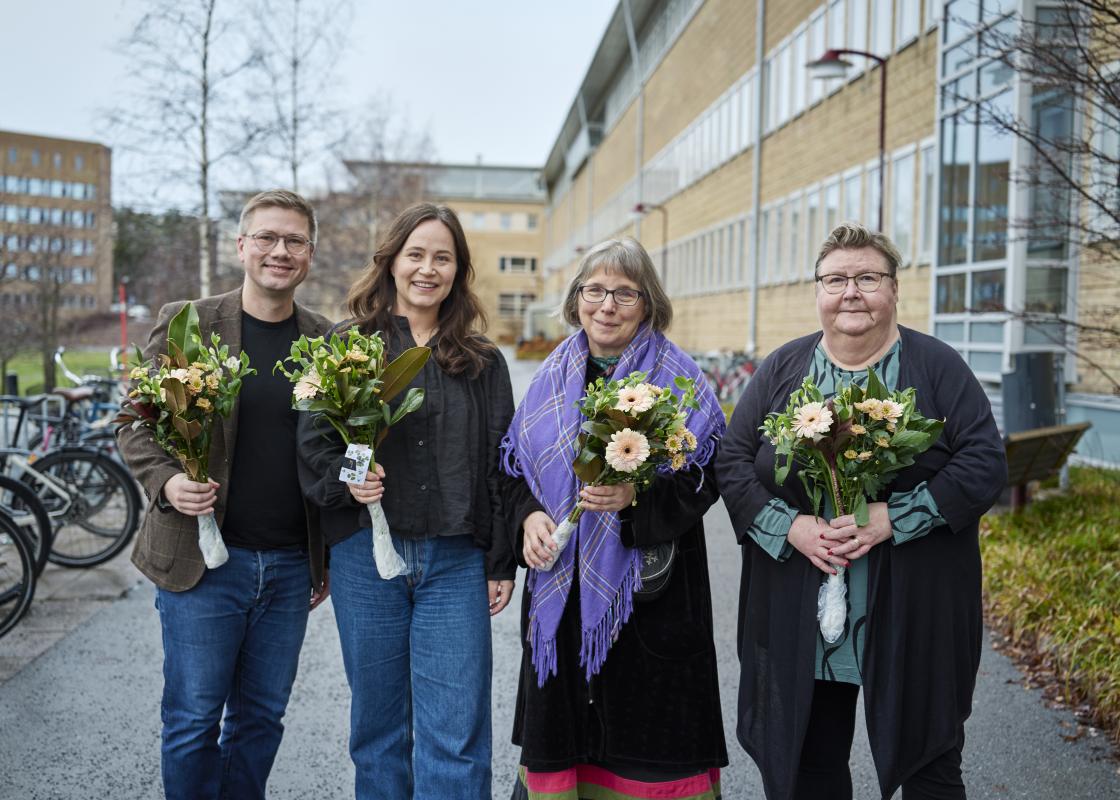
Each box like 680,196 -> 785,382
0,507 -> 36,638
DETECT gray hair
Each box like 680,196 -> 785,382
238,189 -> 318,245
813,221 -> 902,278
561,237 -> 673,331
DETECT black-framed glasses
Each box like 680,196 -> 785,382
816,272 -> 893,294
578,285 -> 643,306
246,230 -> 313,256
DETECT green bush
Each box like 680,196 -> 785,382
981,467 -> 1120,746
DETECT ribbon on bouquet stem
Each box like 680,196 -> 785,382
818,462 -> 848,644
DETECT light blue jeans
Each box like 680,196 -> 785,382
156,545 -> 311,800
330,531 -> 493,800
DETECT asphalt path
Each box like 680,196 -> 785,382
1,352 -> 1117,799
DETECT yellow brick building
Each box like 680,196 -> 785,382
532,0 -> 1120,464
0,130 -> 113,314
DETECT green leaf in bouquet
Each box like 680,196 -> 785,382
389,387 -> 426,425
580,420 -> 616,442
380,347 -> 432,402
603,408 -> 635,427
573,447 -> 605,484
864,367 -> 887,400
853,494 -> 869,526
774,454 -> 791,485
345,412 -> 383,427
167,303 -> 202,366
889,430 -> 930,451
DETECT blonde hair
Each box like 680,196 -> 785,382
813,222 -> 902,277
238,189 -> 318,244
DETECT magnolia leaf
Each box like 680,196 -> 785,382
580,420 -> 616,442
161,377 -> 187,413
890,430 -> 929,450
853,494 -> 870,526
603,408 -> 635,426
573,450 -> 605,484
864,367 -> 887,400
171,414 -> 191,442
185,418 -> 203,440
346,413 -> 383,426
389,387 -> 425,425
168,341 -> 188,369
167,302 -> 202,365
380,347 -> 431,402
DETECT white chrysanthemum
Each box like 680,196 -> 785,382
224,356 -> 241,373
792,401 -> 834,440
294,368 -> 321,401
604,428 -> 651,473
614,384 -> 656,414
882,399 -> 904,422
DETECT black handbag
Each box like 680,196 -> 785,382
633,539 -> 676,602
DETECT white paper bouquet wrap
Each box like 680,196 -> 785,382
761,369 -> 944,643
277,328 -> 431,580
116,303 -> 253,571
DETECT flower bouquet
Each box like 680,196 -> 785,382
541,371 -> 701,571
116,303 -> 254,569
276,327 -> 429,579
761,368 -> 944,642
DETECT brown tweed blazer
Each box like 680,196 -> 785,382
117,287 -> 332,592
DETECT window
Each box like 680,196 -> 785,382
788,195 -> 802,283
843,172 -> 862,224
919,142 -> 937,261
527,213 -> 538,230
809,11 -> 827,104
52,152 -> 62,169
499,293 -> 534,318
74,155 -> 84,171
759,208 -> 771,284
499,213 -> 511,231
806,188 -> 822,277
867,164 -> 882,231
926,0 -> 940,29
6,147 -> 15,164
848,0 -> 868,72
939,108 -> 974,265
31,149 -> 40,167
472,212 -> 485,230
974,90 -> 1012,261
793,30 -> 807,117
826,0 -> 847,94
892,151 -> 916,264
897,0 -> 920,46
824,180 -> 841,238
499,256 -> 537,273
870,0 -> 893,56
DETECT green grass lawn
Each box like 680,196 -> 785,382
981,466 -> 1120,747
4,350 -> 115,395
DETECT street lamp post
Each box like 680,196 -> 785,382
807,49 -> 888,233
633,202 -> 668,282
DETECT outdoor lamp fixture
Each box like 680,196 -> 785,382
633,202 -> 669,282
807,48 -> 888,233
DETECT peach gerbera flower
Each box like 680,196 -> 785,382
604,428 -> 651,473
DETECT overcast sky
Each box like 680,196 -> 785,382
3,0 -> 616,208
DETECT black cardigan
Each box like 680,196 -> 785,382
297,322 -> 516,580
716,326 -> 1007,800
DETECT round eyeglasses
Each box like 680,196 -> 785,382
816,272 -> 893,294
246,231 -> 313,256
578,285 -> 643,306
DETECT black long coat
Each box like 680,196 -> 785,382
505,461 -> 729,773
716,326 -> 1006,800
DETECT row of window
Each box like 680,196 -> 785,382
498,292 -> 536,319
1,204 -> 97,229
764,0 -> 935,136
0,175 -> 98,200
498,256 -> 537,274
2,263 -> 97,284
0,292 -> 98,309
5,147 -> 88,172
3,234 -> 96,257
461,211 -> 538,233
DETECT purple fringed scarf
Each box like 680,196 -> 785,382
500,324 -> 725,686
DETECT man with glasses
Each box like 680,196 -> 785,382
118,190 -> 332,800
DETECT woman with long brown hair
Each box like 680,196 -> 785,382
297,202 -> 516,799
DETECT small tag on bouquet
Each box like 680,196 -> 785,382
339,443 -> 373,484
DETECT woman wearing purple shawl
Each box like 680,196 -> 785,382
501,239 -> 728,800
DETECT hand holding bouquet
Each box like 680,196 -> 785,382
276,327 -> 429,579
541,371 -> 701,571
762,368 -> 943,641
116,303 -> 254,569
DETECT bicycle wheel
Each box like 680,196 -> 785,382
0,511 -> 36,638
26,448 -> 141,568
0,474 -> 53,576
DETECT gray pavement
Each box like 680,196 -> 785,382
1,350 -> 1118,798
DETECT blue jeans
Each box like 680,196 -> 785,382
331,531 -> 493,800
156,545 -> 311,800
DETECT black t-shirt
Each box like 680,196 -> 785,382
222,311 -> 307,550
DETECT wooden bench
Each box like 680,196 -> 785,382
1004,421 -> 1092,510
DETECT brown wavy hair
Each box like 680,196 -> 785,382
346,202 -> 494,378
